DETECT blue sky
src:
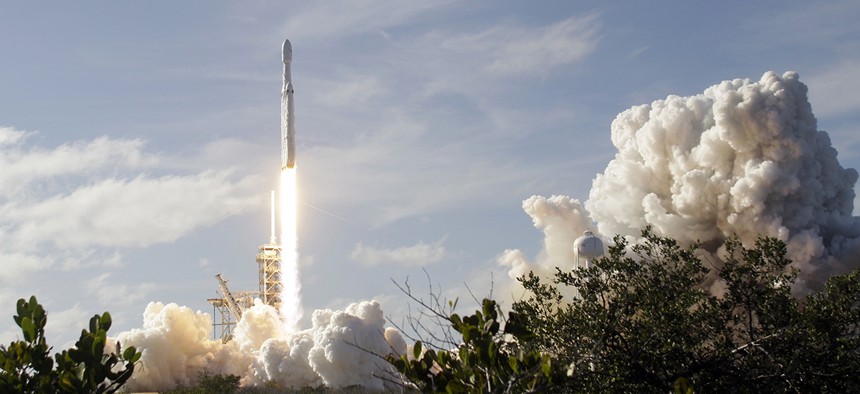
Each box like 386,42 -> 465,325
2,1 -> 859,346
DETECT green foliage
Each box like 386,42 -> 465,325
388,228 -> 860,392
165,372 -> 241,394
0,296 -> 140,393
512,227 -> 860,392
387,298 -> 563,393
0,296 -> 53,393
515,228 -> 721,392
164,372 -> 392,394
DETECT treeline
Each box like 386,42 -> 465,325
388,228 -> 860,393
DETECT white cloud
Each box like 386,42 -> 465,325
0,126 -> 32,147
442,14 -> 600,76
86,273 -> 156,307
0,128 -> 264,281
806,60 -> 860,118
312,77 -> 384,107
0,135 -> 154,197
1,171 -> 260,250
282,1 -> 456,43
0,252 -> 49,284
44,303 -> 90,349
350,239 -> 446,267
0,128 -> 264,346
0,131 -> 262,248
302,120 -> 537,226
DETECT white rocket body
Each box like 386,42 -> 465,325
282,39 -> 296,169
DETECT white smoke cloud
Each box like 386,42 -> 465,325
350,239 -> 446,267
115,303 -> 245,391
116,300 -> 405,392
503,71 -> 860,295
498,195 -> 596,299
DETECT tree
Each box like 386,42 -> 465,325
389,229 -> 860,392
386,298 -> 564,393
0,296 -> 141,393
513,228 -> 860,392
514,228 -> 724,392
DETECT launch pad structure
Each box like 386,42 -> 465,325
207,191 -> 282,342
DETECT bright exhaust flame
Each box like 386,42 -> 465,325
280,167 -> 302,331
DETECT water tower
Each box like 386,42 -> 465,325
573,230 -> 604,269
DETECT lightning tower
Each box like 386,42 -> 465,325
256,191 -> 282,309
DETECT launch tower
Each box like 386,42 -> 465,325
207,191 -> 283,342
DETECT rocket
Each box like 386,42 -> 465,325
282,39 -> 296,169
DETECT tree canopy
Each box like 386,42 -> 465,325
390,228 -> 860,393
0,296 -> 141,393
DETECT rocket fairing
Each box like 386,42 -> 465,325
282,39 -> 296,169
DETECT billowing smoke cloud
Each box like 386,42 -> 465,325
499,196 -> 594,296
114,300 -> 405,392
504,71 -> 860,294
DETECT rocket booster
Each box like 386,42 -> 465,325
282,39 -> 296,169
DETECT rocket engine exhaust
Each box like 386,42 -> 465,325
282,39 -> 296,169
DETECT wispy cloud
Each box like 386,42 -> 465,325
301,112 -> 538,226
282,0 -> 457,43
442,14 -> 600,76
289,14 -> 605,227
0,252 -> 47,284
311,76 -> 385,107
806,60 -> 860,118
43,303 -> 89,348
2,171 -> 259,250
0,126 -> 31,146
350,238 -> 446,267
86,273 -> 155,307
0,132 -> 154,197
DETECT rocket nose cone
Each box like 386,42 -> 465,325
282,39 -> 293,64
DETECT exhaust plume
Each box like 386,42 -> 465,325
504,71 -> 860,295
115,301 -> 404,392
